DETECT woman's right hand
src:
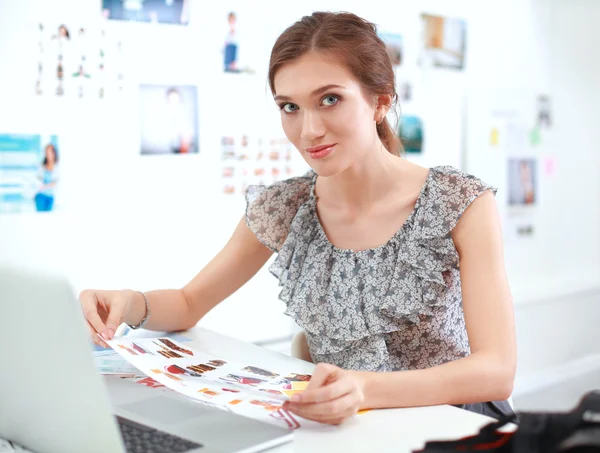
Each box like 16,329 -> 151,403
79,289 -> 136,348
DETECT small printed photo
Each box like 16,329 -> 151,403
249,400 -> 281,411
208,359 -> 227,367
164,364 -> 203,377
158,338 -> 194,356
219,374 -> 267,387
378,32 -> 403,67
222,387 -> 241,393
259,389 -> 285,396
420,13 -> 466,70
508,159 -> 537,206
187,363 -> 217,374
241,366 -> 279,378
198,388 -> 220,397
398,115 -> 423,153
140,85 -> 199,155
102,0 -> 190,25
536,95 -> 551,129
284,373 -> 312,382
0,134 -> 61,214
117,344 -> 141,356
131,342 -> 155,355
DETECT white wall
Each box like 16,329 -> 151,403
1,0 -> 599,398
464,0 -> 600,401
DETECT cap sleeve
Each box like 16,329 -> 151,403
244,172 -> 314,252
414,166 -> 498,239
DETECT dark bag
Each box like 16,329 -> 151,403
414,390 -> 600,453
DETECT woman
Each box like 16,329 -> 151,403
35,143 -> 59,212
80,12 -> 516,425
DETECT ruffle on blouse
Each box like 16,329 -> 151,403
247,167 -> 496,356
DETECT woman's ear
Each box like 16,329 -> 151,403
374,94 -> 393,122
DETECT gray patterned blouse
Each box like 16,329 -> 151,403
245,165 -> 497,373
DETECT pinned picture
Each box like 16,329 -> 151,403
508,159 -> 537,206
140,85 -> 199,155
536,95 -> 551,129
0,134 -> 60,214
35,22 -> 125,99
420,13 -> 466,70
398,115 -> 424,153
378,32 -> 403,67
102,0 -> 190,25
222,11 -> 255,74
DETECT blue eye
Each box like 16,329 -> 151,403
280,103 -> 299,113
321,95 -> 339,106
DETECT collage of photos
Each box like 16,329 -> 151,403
106,336 -> 321,429
0,134 -> 60,214
140,84 -> 199,155
419,13 -> 466,70
220,135 -> 308,196
35,21 -> 125,99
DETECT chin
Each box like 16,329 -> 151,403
307,162 -> 349,178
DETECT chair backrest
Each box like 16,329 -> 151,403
290,331 -> 313,363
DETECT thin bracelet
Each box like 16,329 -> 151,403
128,291 -> 151,330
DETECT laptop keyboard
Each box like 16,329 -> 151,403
117,416 -> 203,453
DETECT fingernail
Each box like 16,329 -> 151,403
291,394 -> 301,403
107,329 -> 114,339
101,332 -> 109,341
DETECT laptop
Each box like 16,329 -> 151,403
0,266 -> 294,453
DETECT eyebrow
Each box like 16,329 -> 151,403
274,84 -> 345,102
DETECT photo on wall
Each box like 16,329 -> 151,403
507,158 -> 537,206
419,13 -> 466,70
536,95 -> 551,129
222,11 -> 255,74
140,84 -> 199,155
102,0 -> 190,25
35,22 -> 125,99
378,32 -> 403,67
0,134 -> 60,214
397,115 -> 423,154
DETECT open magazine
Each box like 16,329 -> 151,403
105,336 -> 325,430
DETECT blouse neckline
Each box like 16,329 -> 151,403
306,168 -> 435,255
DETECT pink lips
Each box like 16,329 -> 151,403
305,143 -> 336,160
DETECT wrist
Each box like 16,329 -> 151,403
351,370 -> 374,410
123,289 -> 145,326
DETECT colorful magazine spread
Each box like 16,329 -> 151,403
105,336 -> 323,429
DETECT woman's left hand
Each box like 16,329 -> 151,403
282,363 -> 366,425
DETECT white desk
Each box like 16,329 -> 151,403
171,327 -> 502,453
0,326 -> 504,453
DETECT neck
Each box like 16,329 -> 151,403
315,140 -> 404,211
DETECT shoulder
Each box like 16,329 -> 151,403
245,170 -> 315,252
414,166 -> 497,238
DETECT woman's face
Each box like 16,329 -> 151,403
273,51 -> 382,177
45,145 -> 56,163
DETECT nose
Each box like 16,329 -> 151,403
300,110 -> 326,142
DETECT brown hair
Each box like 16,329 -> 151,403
268,11 -> 402,156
